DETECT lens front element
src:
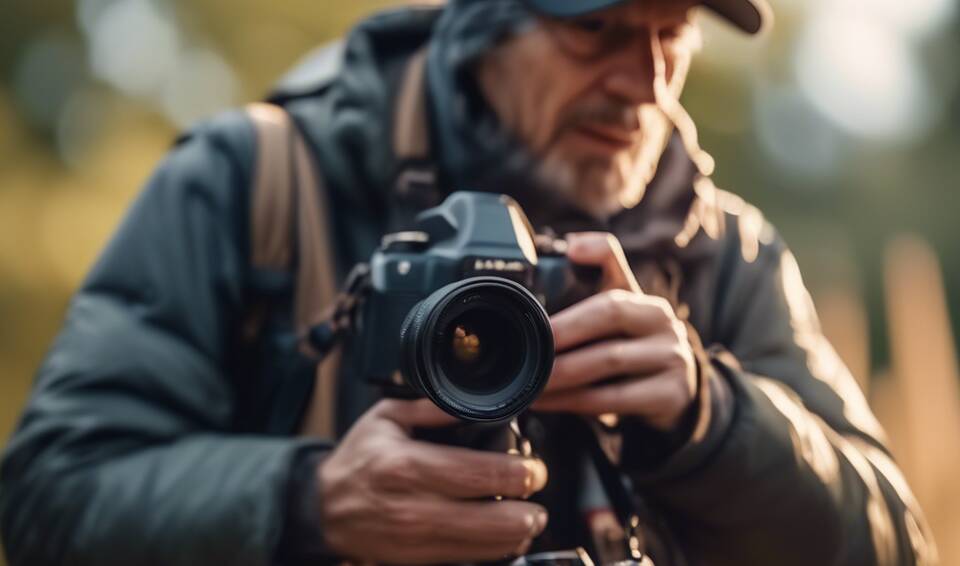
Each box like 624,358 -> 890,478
400,277 -> 554,422
439,307 -> 524,396
451,324 -> 481,364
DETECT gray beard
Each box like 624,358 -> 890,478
534,106 -> 674,220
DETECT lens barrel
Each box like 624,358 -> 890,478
399,277 -> 554,422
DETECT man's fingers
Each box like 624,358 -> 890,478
533,369 -> 689,426
377,441 -> 548,499
566,232 -> 641,293
385,499 -> 547,563
551,290 -> 675,351
329,401 -> 551,564
373,398 -> 460,431
431,499 -> 547,545
546,336 -> 679,392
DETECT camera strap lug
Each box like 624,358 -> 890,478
305,263 -> 371,358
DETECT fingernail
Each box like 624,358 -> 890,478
521,458 -> 548,497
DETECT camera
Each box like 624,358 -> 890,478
349,191 -> 599,422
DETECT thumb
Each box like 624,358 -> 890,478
373,398 -> 460,431
566,232 -> 641,293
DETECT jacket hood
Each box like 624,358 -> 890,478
275,3 -> 716,261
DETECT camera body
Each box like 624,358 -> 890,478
350,191 -> 598,422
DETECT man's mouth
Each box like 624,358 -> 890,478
573,123 -> 638,153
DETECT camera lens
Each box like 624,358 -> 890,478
400,277 -> 554,422
439,308 -> 523,395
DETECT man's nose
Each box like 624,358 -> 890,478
602,32 -> 658,105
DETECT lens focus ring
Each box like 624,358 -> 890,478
399,277 -> 554,422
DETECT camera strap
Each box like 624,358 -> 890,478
246,102 -> 378,438
579,418 -> 653,564
304,262 -> 371,357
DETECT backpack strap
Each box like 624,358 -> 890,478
245,102 -> 340,439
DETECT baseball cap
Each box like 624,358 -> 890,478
521,0 -> 772,34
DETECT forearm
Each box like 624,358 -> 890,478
1,427 -> 326,566
0,294 -> 329,565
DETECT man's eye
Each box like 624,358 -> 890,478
571,18 -> 609,34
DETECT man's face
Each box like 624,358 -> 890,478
476,0 -> 701,218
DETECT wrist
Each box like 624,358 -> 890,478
277,447 -> 340,565
619,397 -> 699,471
623,356 -> 737,482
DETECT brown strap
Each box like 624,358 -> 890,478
246,102 -> 338,438
248,103 -> 295,270
392,48 -> 430,162
290,123 -> 339,345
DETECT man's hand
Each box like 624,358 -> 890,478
534,232 -> 697,431
319,399 -> 549,564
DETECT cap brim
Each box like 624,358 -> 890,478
703,0 -> 771,34
522,0 -> 772,35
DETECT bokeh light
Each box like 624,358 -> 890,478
753,82 -> 841,177
795,11 -> 932,142
825,0 -> 958,39
85,0 -> 180,98
79,0 -> 238,128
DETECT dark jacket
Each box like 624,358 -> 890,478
0,6 -> 937,566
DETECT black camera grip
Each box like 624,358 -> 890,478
548,263 -> 603,314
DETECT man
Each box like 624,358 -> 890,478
0,0 -> 938,565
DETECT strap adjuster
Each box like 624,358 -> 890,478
305,263 -> 371,357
